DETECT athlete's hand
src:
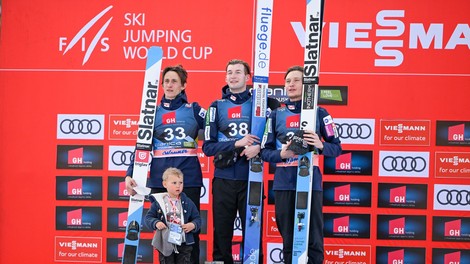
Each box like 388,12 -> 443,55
303,130 -> 323,150
280,141 -> 296,159
235,134 -> 260,148
125,176 -> 137,196
241,145 -> 261,159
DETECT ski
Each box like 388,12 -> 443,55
122,46 -> 163,264
243,0 -> 274,263
291,0 -> 324,263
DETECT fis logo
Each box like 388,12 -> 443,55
67,209 -> 82,226
68,148 -> 84,164
228,106 -> 242,119
445,219 -> 461,237
336,152 -> 352,170
334,184 -> 351,202
333,216 -> 350,233
59,5 -> 113,65
388,249 -> 405,264
286,115 -> 300,128
389,217 -> 405,235
67,178 -> 83,196
390,186 -> 406,203
162,112 -> 177,124
448,124 -> 465,142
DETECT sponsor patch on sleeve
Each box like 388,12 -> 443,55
323,115 -> 337,137
199,108 -> 207,119
209,107 -> 216,123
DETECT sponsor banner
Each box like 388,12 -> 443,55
55,236 -> 102,263
434,184 -> 470,211
378,183 -> 428,209
106,238 -> 153,263
436,121 -> 470,146
200,178 -> 209,204
56,176 -> 103,200
107,207 -> 151,233
323,182 -> 372,207
107,176 -> 130,201
56,206 -> 102,231
377,214 -> 427,240
266,242 -> 284,264
108,114 -> 139,140
231,242 -> 242,263
200,210 -> 208,235
324,244 -> 372,264
324,150 -> 373,175
334,118 -> 375,145
108,145 -> 134,171
380,119 -> 431,146
378,150 -> 429,177
435,152 -> 470,178
266,210 -> 281,238
433,216 -> 470,242
56,145 -> 103,170
198,147 -> 210,173
432,248 -> 470,264
318,86 -> 348,106
324,213 -> 371,238
376,246 -> 425,264
57,114 -> 105,140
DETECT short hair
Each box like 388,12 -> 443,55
162,65 -> 188,85
162,167 -> 184,181
284,65 -> 303,80
226,59 -> 251,75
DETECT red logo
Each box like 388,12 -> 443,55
390,186 -> 406,203
266,211 -> 281,237
334,184 -> 350,202
68,147 -> 83,164
228,106 -> 242,119
444,251 -> 461,264
162,112 -> 176,124
67,178 -> 83,196
336,152 -> 352,170
445,219 -> 461,237
286,115 -> 300,128
67,209 -> 82,226
135,150 -> 149,163
389,217 -> 405,235
388,249 -> 404,264
118,212 -> 127,228
119,181 -> 129,197
333,216 -> 349,233
448,124 -> 465,141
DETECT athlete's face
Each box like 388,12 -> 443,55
285,70 -> 303,101
163,71 -> 186,100
163,174 -> 183,198
225,64 -> 250,93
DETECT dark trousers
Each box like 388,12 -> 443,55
159,244 -> 192,264
212,178 -> 247,264
274,190 -> 324,264
152,187 -> 201,264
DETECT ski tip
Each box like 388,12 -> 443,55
146,46 -> 163,69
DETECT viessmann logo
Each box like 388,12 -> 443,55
59,6 -> 113,65
291,9 -> 469,67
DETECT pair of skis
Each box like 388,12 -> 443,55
292,0 -> 325,263
121,46 -> 163,264
243,0 -> 274,263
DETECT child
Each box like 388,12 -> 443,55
146,167 -> 201,264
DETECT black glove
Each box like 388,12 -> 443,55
213,147 -> 245,169
287,130 -> 314,155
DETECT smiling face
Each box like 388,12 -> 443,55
284,69 -> 303,101
163,70 -> 186,100
163,173 -> 183,198
225,63 -> 250,93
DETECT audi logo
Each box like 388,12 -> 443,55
233,216 -> 242,231
112,151 -> 134,166
269,247 -> 284,264
382,156 -> 426,172
200,185 -> 207,198
60,119 -> 101,134
437,189 -> 470,206
336,123 -> 372,139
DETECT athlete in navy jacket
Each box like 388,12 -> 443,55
202,59 -> 279,264
260,66 -> 342,264
125,65 -> 206,264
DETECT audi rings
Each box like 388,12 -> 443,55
233,216 -> 242,231
60,119 -> 101,134
382,156 -> 426,172
269,247 -> 284,264
437,189 -> 470,206
336,123 -> 372,139
111,151 -> 134,166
